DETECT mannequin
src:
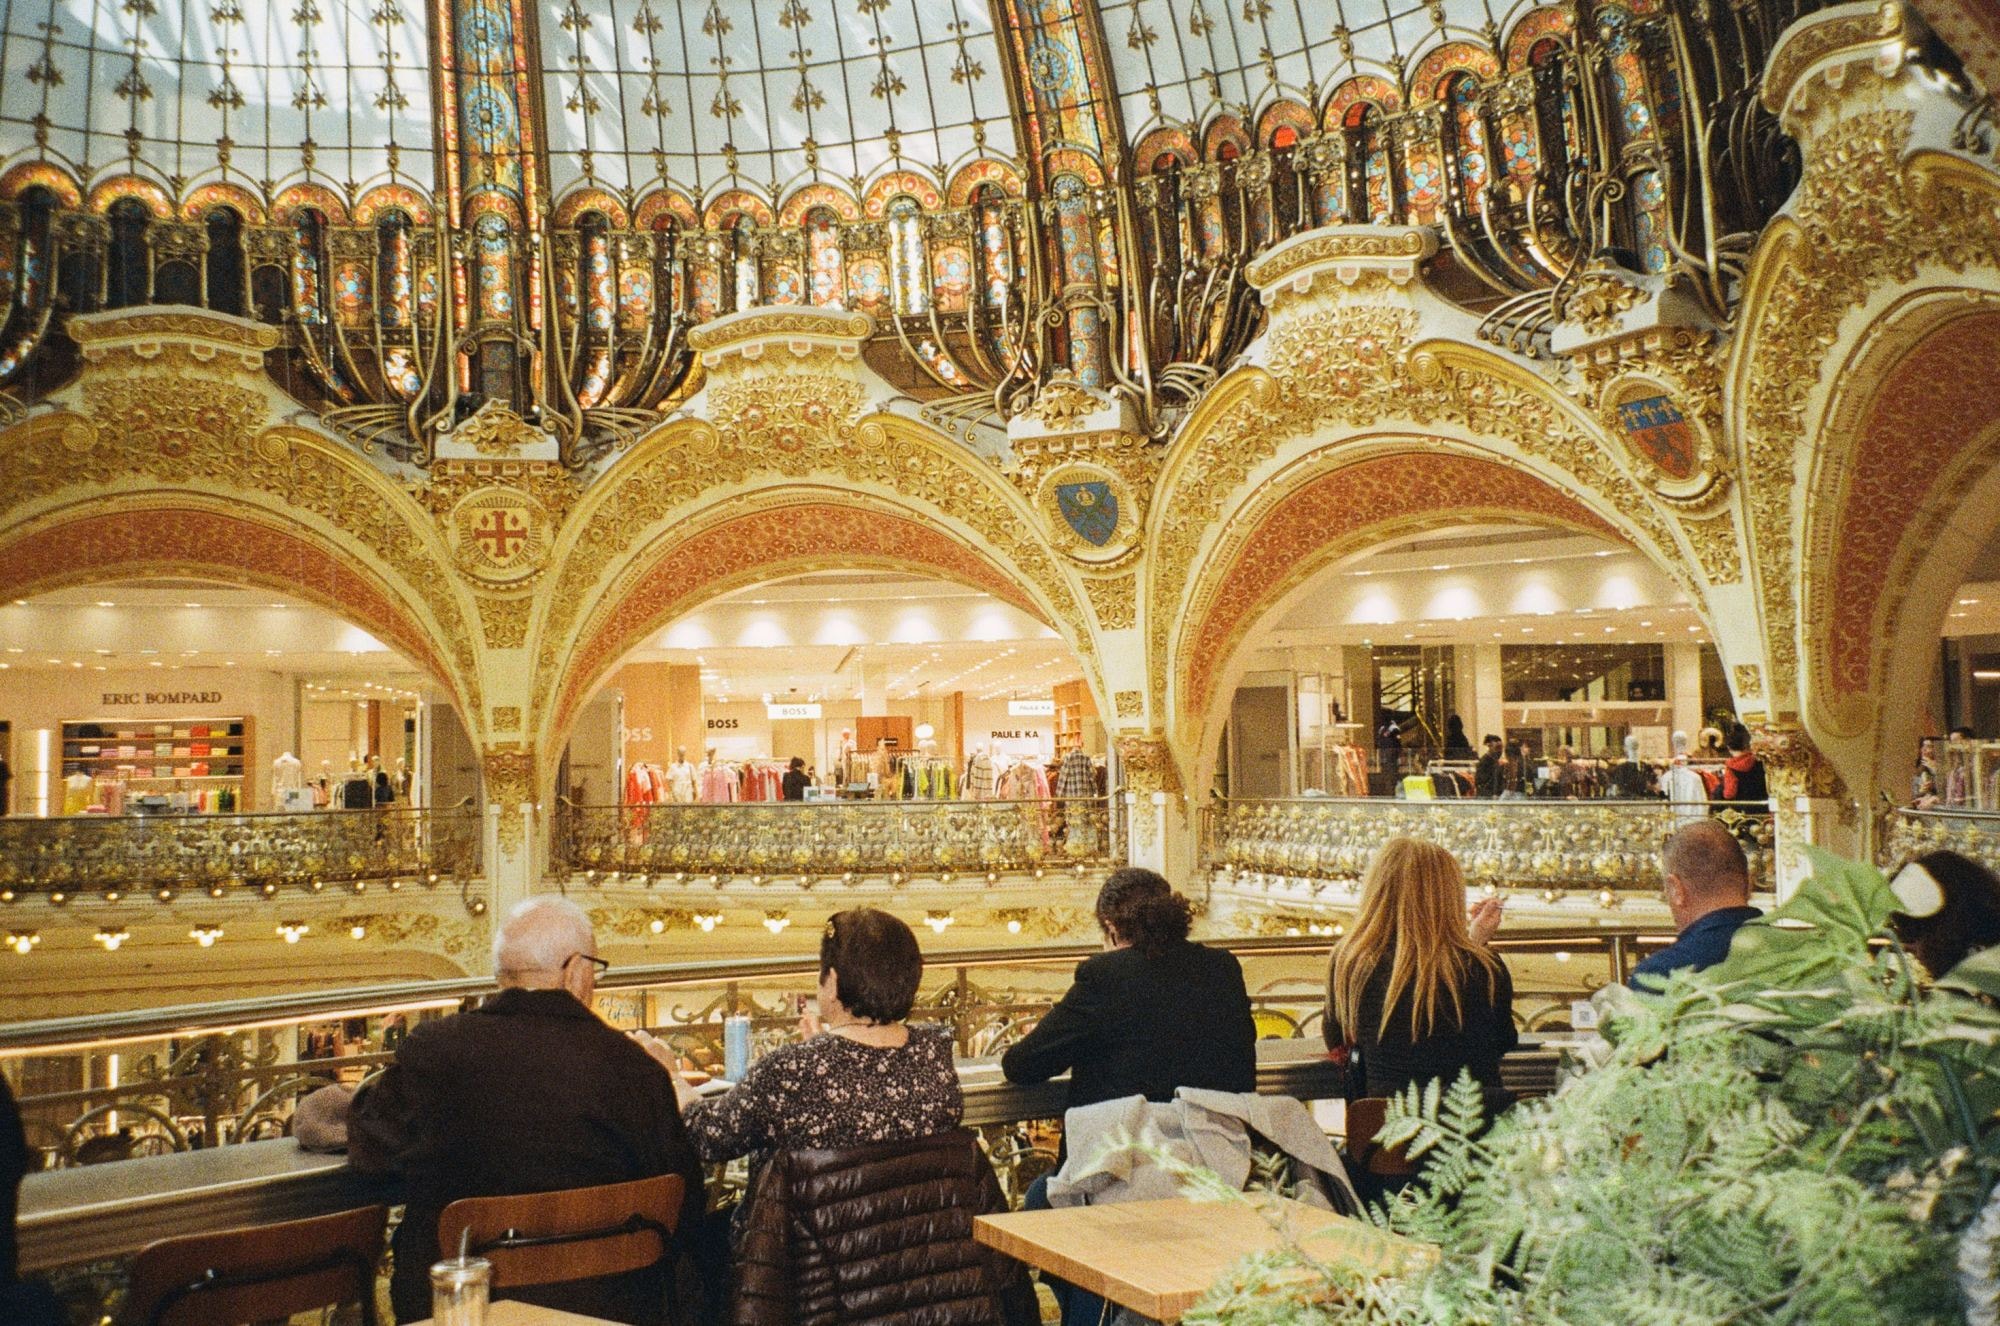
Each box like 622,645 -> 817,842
868,738 -> 894,788
272,751 -> 307,812
836,728 -> 857,784
666,745 -> 698,803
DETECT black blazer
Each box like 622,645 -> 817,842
350,988 -> 706,1324
1000,941 -> 1257,1112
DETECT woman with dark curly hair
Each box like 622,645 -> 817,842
1002,867 -> 1255,1113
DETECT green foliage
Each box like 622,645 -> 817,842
1176,850 -> 2000,1324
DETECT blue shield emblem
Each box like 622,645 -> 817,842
1614,394 -> 1698,481
1056,481 -> 1119,547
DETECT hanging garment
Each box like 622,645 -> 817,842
964,753 -> 996,801
699,762 -> 738,804
1055,748 -> 1095,801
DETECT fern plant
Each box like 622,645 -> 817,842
1169,849 -> 2000,1324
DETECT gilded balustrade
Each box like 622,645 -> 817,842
1883,807 -> 2000,876
550,797 -> 1120,882
1208,797 -> 1775,894
0,805 -> 482,901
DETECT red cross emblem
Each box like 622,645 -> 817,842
474,508 -> 528,561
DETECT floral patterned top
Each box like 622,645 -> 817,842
685,1024 -> 963,1162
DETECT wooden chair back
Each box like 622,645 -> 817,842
120,1204 -> 387,1326
438,1173 -> 685,1290
1345,1097 -> 1421,1179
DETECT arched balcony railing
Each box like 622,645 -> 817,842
1204,796 -> 1778,895
0,805 -> 482,904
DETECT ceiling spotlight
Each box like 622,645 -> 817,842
924,911 -> 955,934
156,887 -> 175,903
694,912 -> 722,932
189,924 -> 224,948
649,916 -> 667,935
7,930 -> 39,955
1005,917 -> 1023,934
94,926 -> 129,951
103,888 -> 122,903
47,890 -> 67,906
277,921 -> 310,944
762,910 -> 792,934
350,923 -> 368,940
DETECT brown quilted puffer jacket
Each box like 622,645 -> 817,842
728,1128 -> 1038,1326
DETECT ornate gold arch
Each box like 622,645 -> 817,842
1149,311 -> 1703,723
1802,295 -> 2000,743
0,494 -> 468,715
1175,445 -> 1626,732
541,489 -> 1073,753
530,398 -> 1101,748
1728,113 -> 2000,716
0,400 -> 485,724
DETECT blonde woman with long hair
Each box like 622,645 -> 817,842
1322,838 -> 1518,1112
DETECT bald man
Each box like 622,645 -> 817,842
1628,820 -> 1764,988
351,896 -> 705,1324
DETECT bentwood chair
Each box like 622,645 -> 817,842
119,1204 -> 387,1326
437,1173 -> 686,1296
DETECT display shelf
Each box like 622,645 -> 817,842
59,716 -> 255,813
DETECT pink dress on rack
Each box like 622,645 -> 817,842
700,763 -> 738,803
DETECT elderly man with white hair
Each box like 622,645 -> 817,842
351,895 -> 706,1325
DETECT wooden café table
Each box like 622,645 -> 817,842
974,1195 -> 1432,1323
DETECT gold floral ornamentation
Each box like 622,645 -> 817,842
588,905 -> 694,938
1733,664 -> 1764,702
1114,689 -> 1145,718
81,374 -> 266,459
1082,573 -> 1138,630
452,402 -> 551,457
1115,734 -> 1183,796
491,705 -> 523,732
1559,267 -> 1645,335
1752,723 -> 1854,842
1021,371 -> 1102,431
336,909 -> 483,961
483,743 -> 536,856
1677,511 -> 1746,587
479,595 -> 533,649
1116,734 -> 1182,857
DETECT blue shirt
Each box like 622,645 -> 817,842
1629,906 -> 1764,988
